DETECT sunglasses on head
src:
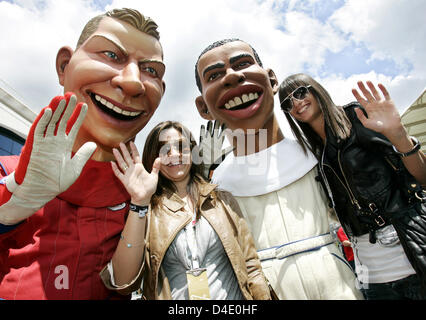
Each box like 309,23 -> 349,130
280,85 -> 312,113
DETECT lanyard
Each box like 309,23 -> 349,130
186,209 -> 200,269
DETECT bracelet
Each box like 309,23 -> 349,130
129,203 -> 149,218
120,234 -> 145,248
392,136 -> 421,157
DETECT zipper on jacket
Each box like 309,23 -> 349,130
337,149 -> 361,210
322,144 -> 387,236
320,147 -> 358,210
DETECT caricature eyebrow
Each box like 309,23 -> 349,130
202,62 -> 225,78
229,53 -> 253,64
91,35 -> 128,57
139,59 -> 165,67
88,36 -> 165,69
202,53 -> 254,78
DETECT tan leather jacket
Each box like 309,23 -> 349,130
101,183 -> 271,300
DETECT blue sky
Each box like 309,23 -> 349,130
322,45 -> 403,78
289,0 -> 346,21
278,0 -> 414,79
0,0 -> 424,150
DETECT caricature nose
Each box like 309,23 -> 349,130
112,62 -> 145,97
223,68 -> 245,88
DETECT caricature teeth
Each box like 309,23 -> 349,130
94,94 -> 142,117
224,92 -> 259,110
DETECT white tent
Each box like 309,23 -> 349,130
401,88 -> 426,154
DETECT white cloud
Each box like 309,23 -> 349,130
330,0 -> 426,76
272,10 -> 347,77
325,0 -> 426,114
319,71 -> 424,111
0,0 -> 100,110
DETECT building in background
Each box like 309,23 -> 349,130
401,89 -> 426,154
0,81 -> 36,156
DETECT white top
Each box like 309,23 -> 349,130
163,217 -> 244,300
212,138 -> 318,196
352,233 -> 415,284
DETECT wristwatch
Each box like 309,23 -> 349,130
129,203 -> 149,218
392,136 -> 421,157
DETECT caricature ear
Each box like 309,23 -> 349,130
267,68 -> 279,95
56,46 -> 74,86
161,80 -> 166,96
195,96 -> 213,120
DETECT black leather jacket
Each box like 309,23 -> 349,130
319,102 -> 408,238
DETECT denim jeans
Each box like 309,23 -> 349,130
360,274 -> 425,300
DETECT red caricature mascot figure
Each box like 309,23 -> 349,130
0,8 -> 165,300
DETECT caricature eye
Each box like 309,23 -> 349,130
103,51 -> 119,61
143,66 -> 158,77
207,72 -> 221,82
235,60 -> 251,69
140,62 -> 165,79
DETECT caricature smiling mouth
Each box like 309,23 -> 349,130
89,92 -> 144,121
221,92 -> 260,111
219,87 -> 262,111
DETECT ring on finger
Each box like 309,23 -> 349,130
123,165 -> 129,172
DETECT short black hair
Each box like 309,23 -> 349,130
194,38 -> 263,92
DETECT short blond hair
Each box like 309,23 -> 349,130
76,8 -> 160,48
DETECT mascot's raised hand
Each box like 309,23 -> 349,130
196,120 -> 234,180
0,93 -> 97,225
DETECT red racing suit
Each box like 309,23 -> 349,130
0,156 -> 130,299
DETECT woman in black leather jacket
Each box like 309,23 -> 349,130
278,73 -> 426,300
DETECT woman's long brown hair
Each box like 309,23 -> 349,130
142,121 -> 212,216
278,73 -> 352,157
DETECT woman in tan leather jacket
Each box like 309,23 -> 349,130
101,121 -> 271,300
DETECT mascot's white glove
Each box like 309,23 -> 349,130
196,120 -> 234,180
0,93 -> 97,225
